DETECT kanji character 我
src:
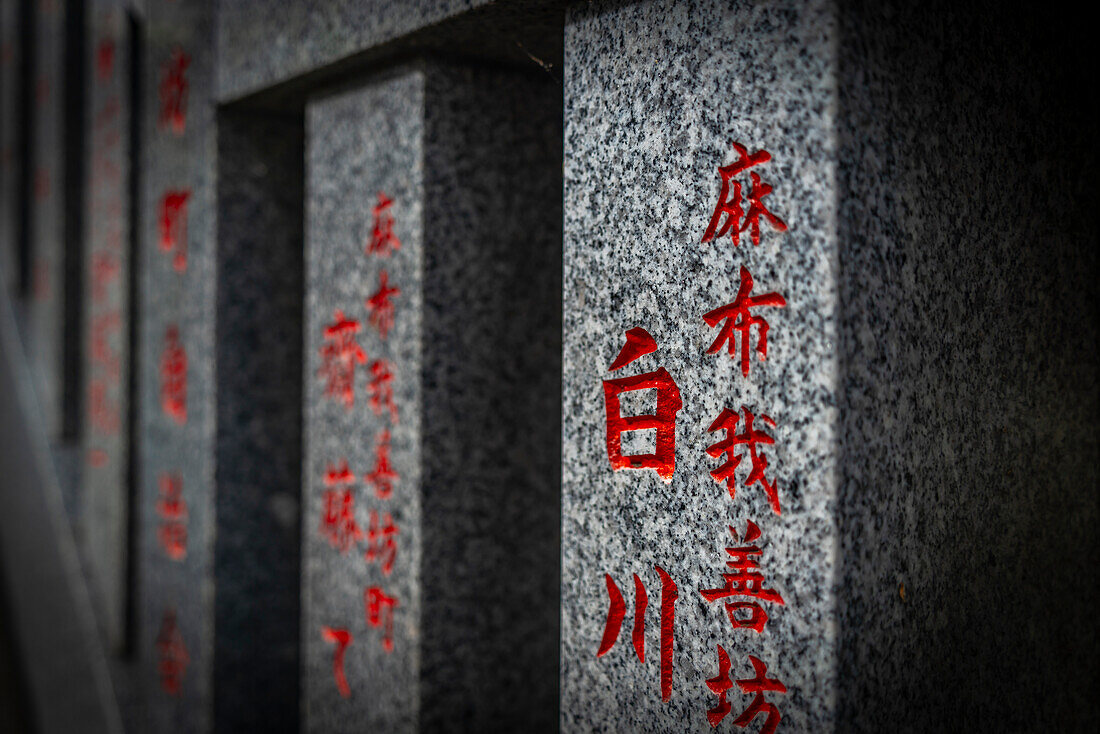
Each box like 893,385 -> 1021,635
703,266 -> 786,378
602,327 -> 683,482
319,310 -> 367,409
320,461 -> 363,553
707,406 -> 781,514
699,521 -> 784,633
597,566 -> 679,701
368,359 -> 399,424
701,142 -> 788,248
365,586 -> 398,653
158,46 -> 190,134
366,192 -> 401,257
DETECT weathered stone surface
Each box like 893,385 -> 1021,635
304,60 -> 561,732
136,1 -> 216,731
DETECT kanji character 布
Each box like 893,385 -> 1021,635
702,266 -> 786,378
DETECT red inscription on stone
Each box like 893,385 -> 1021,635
95,38 -> 115,81
699,522 -> 784,633
701,142 -> 787,248
368,359 -> 398,424
321,627 -> 352,698
160,325 -> 187,424
366,192 -> 400,257
365,586 -> 397,653
91,311 -> 121,379
91,252 -> 120,303
158,47 -> 190,135
703,266 -> 786,378
365,510 -> 398,576
156,473 -> 188,561
156,609 -> 189,696
596,565 -> 678,701
602,328 -> 682,482
158,189 -> 191,272
364,429 -> 398,499
707,407 -> 781,515
87,449 -> 109,467
88,378 -> 120,435
319,310 -> 367,409
321,461 -> 363,553
365,269 -> 400,341
726,654 -> 786,733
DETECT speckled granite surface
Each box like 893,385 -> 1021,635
304,60 -> 561,731
136,2 -> 217,732
562,1 -> 839,730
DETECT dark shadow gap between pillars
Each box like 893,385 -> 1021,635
213,104 -> 304,734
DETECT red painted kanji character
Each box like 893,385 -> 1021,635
700,521 -> 784,634
366,192 -> 400,257
158,46 -> 189,135
733,655 -> 787,733
91,311 -> 121,378
90,252 -> 119,303
701,142 -> 787,248
319,310 -> 367,409
603,327 -> 683,482
321,627 -> 352,698
160,325 -> 187,425
88,378 -> 119,435
158,189 -> 190,272
596,565 -> 679,701
707,407 -> 781,514
703,266 -> 786,378
368,359 -> 398,424
156,609 -> 189,696
706,645 -> 734,727
321,462 -> 363,553
156,473 -> 188,561
87,449 -> 109,467
365,510 -> 399,576
96,37 -> 115,81
364,429 -> 398,499
365,586 -> 398,653
365,269 -> 400,340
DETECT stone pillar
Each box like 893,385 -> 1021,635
560,0 -> 1097,731
137,1 -> 215,731
0,0 -> 22,292
303,62 -> 561,732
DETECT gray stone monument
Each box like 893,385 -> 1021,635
0,0 -> 22,293
303,61 -> 561,732
136,1 -> 215,731
560,0 -> 1096,732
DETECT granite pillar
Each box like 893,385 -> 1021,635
303,61 -> 561,732
136,1 -> 215,731
560,0 -> 1097,731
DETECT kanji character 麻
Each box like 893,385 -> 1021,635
158,46 -> 190,135
96,37 -> 115,81
156,472 -> 188,561
156,609 -> 189,696
366,269 -> 400,341
602,327 -> 682,482
364,429 -> 399,499
321,461 -> 363,553
321,627 -> 352,698
160,325 -> 187,425
701,142 -> 787,248
707,406 -> 781,515
707,650 -> 787,732
159,189 -> 191,272
699,521 -> 784,633
597,566 -> 679,701
319,310 -> 367,409
365,586 -> 398,653
365,510 -> 399,576
368,359 -> 398,424
366,192 -> 401,257
703,266 -> 786,378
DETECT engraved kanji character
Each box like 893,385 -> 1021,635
156,473 -> 188,561
368,359 -> 398,424
365,586 -> 398,653
365,269 -> 400,340
364,429 -> 399,499
158,46 -> 189,135
701,142 -> 787,248
319,310 -> 367,409
96,37 -> 115,81
707,406 -> 781,514
156,609 -> 189,696
320,462 -> 363,553
602,327 -> 682,482
321,627 -> 352,698
706,644 -> 734,727
733,656 -> 787,733
160,325 -> 187,424
90,252 -> 119,303
366,192 -> 401,257
703,266 -> 786,378
365,510 -> 399,576
158,189 -> 190,272
699,521 -> 784,633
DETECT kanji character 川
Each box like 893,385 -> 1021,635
702,266 -> 786,378
602,327 -> 683,482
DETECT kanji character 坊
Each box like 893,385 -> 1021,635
319,310 -> 367,409
706,650 -> 786,731
699,521 -> 784,633
602,327 -> 683,482
365,510 -> 399,576
707,406 -> 781,514
702,266 -> 786,378
701,142 -> 787,248
320,462 -> 363,553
